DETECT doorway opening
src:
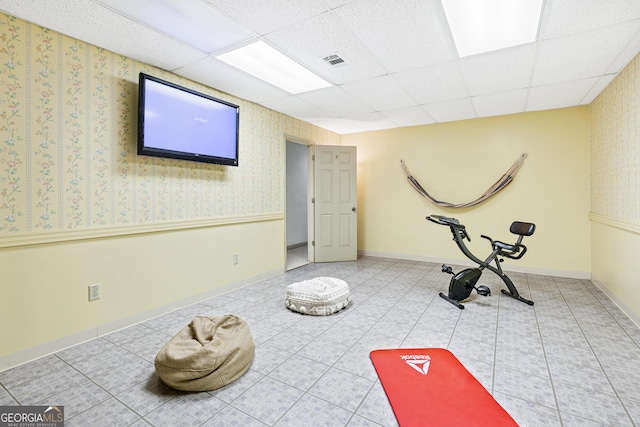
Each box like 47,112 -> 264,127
285,140 -> 311,271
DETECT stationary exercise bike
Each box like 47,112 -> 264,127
427,215 -> 536,309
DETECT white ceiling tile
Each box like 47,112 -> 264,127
4,0 -> 208,71
265,11 -> 387,85
261,96 -> 334,121
306,118 -> 367,134
422,98 -> 477,123
94,0 -> 254,54
176,57 -> 289,104
202,0 -> 329,36
607,28 -> 640,73
341,112 -> 399,131
533,21 -> 640,86
459,44 -> 537,96
334,0 -> 457,73
341,75 -> 417,111
379,106 -> 436,128
394,61 -> 468,104
323,0 -> 359,9
540,0 -> 640,39
472,89 -> 528,118
527,77 -> 599,111
582,74 -> 617,104
296,86 -> 374,117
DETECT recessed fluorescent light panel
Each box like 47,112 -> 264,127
92,0 -> 253,53
217,41 -> 332,94
442,0 -> 543,57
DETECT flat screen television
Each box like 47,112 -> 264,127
137,72 -> 239,166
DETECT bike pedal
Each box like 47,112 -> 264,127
441,264 -> 454,274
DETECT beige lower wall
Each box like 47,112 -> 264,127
591,220 -> 640,318
0,219 -> 284,361
344,107 -> 591,275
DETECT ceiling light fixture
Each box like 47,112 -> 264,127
441,0 -> 543,57
217,41 -> 332,94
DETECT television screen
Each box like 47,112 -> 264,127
137,73 -> 239,166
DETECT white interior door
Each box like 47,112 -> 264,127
314,145 -> 357,262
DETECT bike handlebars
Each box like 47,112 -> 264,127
426,215 -> 459,226
426,215 -> 471,241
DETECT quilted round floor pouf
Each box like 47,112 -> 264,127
285,277 -> 350,316
154,314 -> 255,392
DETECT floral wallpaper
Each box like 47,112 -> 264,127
0,13 -> 339,236
590,52 -> 640,225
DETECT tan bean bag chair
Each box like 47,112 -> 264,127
154,314 -> 254,391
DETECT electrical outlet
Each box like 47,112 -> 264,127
233,254 -> 239,265
88,283 -> 101,301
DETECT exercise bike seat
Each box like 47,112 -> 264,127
490,221 -> 535,258
492,241 -> 518,252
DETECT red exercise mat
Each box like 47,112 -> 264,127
369,348 -> 518,427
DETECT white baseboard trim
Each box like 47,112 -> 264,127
357,250 -> 591,280
286,242 -> 307,250
0,329 -> 99,375
591,275 -> 640,329
0,268 -> 282,372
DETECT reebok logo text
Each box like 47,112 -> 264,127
401,354 -> 431,375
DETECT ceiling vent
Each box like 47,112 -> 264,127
323,54 -> 346,67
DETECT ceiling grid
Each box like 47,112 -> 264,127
2,0 -> 639,134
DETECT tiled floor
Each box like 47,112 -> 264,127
2,256 -> 640,426
286,245 -> 309,271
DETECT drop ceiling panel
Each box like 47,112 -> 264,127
322,0 -> 359,9
459,44 -> 537,96
341,74 -> 417,111
265,11 -> 387,85
306,117 -> 367,135
3,0 -> 208,71
380,106 -> 436,128
394,61 -> 468,105
534,21 -> 640,86
527,78 -> 599,112
94,0 -> 254,54
334,0 -> 457,73
423,98 -> 477,123
583,74 -> 617,104
203,0 -> 329,36
472,89 -> 528,118
261,96 -> 334,121
174,57 -> 289,104
540,0 -> 640,39
341,111 -> 399,132
607,29 -> 640,73
296,86 -> 374,117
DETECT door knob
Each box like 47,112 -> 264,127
352,207 -> 357,212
